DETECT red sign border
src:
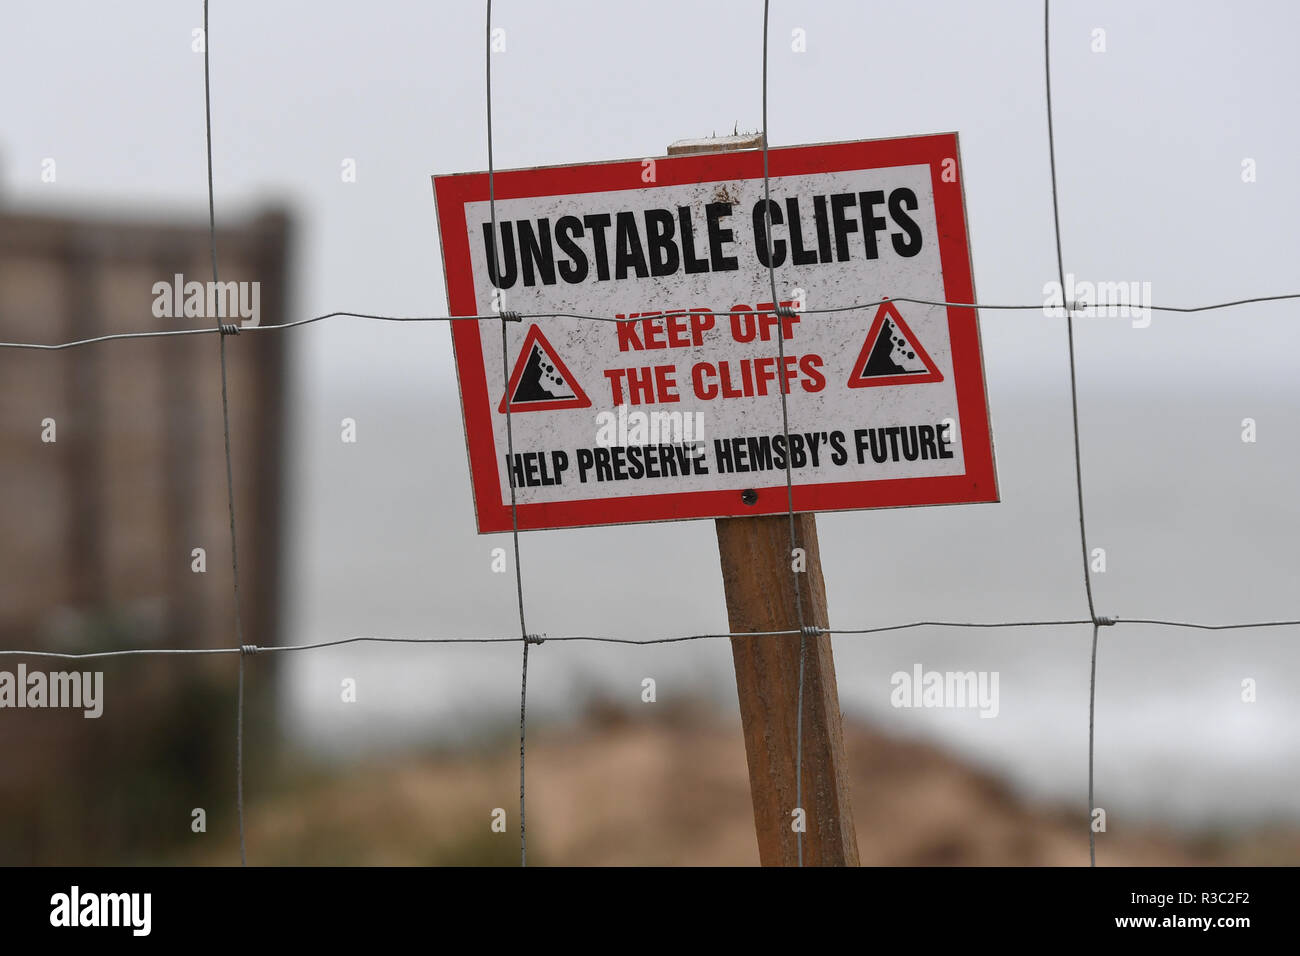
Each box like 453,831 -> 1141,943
433,133 -> 998,533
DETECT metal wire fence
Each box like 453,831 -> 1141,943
1,0 -> 1297,868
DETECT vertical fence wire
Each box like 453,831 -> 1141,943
759,0 -> 812,868
484,0 -> 534,868
1041,0 -> 1103,866
201,0 -> 249,869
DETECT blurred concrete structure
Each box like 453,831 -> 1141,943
0,205 -> 291,863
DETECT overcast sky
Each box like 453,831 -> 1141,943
3,0 -> 1299,826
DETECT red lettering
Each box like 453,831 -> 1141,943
780,354 -> 800,393
729,305 -> 756,342
719,360 -> 743,398
654,364 -> 680,402
664,312 -> 690,348
799,353 -> 825,392
691,361 -> 717,400
603,368 -> 627,404
626,365 -> 655,404
640,313 -> 665,348
616,318 -> 643,351
688,308 -> 715,345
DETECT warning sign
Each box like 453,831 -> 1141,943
499,325 -> 592,412
433,134 -> 997,532
848,299 -> 943,388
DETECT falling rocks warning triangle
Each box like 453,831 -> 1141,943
847,299 -> 943,388
498,324 -> 592,412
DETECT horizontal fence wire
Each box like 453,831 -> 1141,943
2,292 -> 1300,350
0,0 -> 1294,868
3,617 -> 1296,661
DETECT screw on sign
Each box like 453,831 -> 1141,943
432,133 -> 996,865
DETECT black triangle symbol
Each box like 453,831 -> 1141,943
847,301 -> 943,389
512,343 -> 575,402
862,317 -> 927,376
498,325 -> 592,413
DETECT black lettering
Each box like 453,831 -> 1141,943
869,428 -> 888,464
713,438 -> 734,473
730,437 -> 749,470
679,444 -> 701,474
554,216 -> 588,283
812,195 -> 832,263
829,193 -> 858,262
678,206 -> 710,274
483,221 -> 518,289
786,198 -> 818,266
885,426 -> 902,460
614,211 -> 649,279
706,202 -> 738,272
551,450 -> 568,484
899,426 -> 919,461
788,434 -> 806,468
803,432 -> 821,467
853,428 -> 871,464
857,190 -> 887,259
829,430 -> 847,466
917,424 -> 938,460
517,219 -> 556,287
644,209 -> 680,277
659,444 -> 680,477
889,188 -> 923,257
625,445 -> 644,479
583,213 -> 613,281
753,200 -> 786,268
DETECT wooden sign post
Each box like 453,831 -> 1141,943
668,136 -> 859,866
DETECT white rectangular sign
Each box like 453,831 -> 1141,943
433,134 -> 997,532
